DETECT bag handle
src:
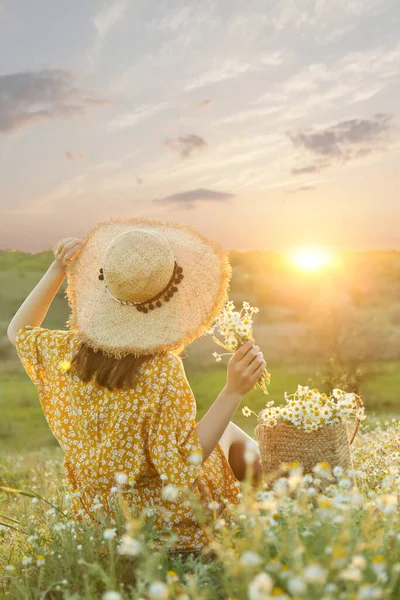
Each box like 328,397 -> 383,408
348,393 -> 364,445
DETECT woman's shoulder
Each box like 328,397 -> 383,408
150,351 -> 183,373
142,353 -> 187,389
16,325 -> 76,353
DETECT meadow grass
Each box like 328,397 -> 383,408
0,419 -> 399,599
1,313 -> 400,597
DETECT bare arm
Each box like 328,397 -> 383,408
7,239 -> 81,345
195,339 -> 265,460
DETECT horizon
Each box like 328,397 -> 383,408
1,1 -> 399,252
3,245 -> 400,256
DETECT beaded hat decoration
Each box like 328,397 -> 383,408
66,218 -> 232,358
98,261 -> 184,313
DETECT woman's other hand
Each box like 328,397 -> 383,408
226,339 -> 266,398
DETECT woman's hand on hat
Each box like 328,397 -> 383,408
226,339 -> 266,398
53,238 -> 82,274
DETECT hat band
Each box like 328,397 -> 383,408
99,261 -> 184,314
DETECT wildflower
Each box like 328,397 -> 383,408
376,494 -> 398,515
341,567 -> 362,581
59,360 -> 72,372
237,323 -> 252,337
351,492 -> 364,506
352,555 -> 367,570
303,564 -> 327,584
160,474 -> 168,481
240,551 -> 262,566
225,336 -> 238,351
148,581 -> 169,600
287,576 -> 306,595
371,556 -> 386,576
162,484 -> 179,502
219,324 -> 231,336
244,444 -> 258,465
248,573 -> 273,600
270,588 -> 289,599
166,570 -> 178,583
103,593 -> 122,600
115,472 -> 128,485
333,466 -> 343,478
5,565 -> 15,572
242,406 -> 252,417
36,555 -> 45,566
118,534 -> 142,556
103,528 -> 117,540
27,535 -> 38,543
297,385 -> 309,396
189,451 -> 202,465
273,478 -> 288,496
21,556 -> 33,566
215,519 -> 226,530
339,477 -> 352,490
92,498 -> 103,511
358,586 -> 383,599
212,352 -> 223,363
313,462 -> 332,479
208,501 -> 220,512
110,486 -> 118,493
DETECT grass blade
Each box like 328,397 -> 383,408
0,485 -> 67,517
0,513 -> 23,525
0,520 -> 27,534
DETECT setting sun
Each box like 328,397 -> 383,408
290,248 -> 333,272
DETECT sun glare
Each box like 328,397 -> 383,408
291,248 -> 333,272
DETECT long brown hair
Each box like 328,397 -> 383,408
71,343 -> 152,391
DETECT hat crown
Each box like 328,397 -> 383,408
103,230 -> 175,303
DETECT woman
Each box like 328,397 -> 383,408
8,218 -> 265,550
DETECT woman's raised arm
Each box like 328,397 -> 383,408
7,238 -> 81,345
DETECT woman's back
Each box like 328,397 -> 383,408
15,325 -> 240,548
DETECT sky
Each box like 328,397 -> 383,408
0,0 -> 399,252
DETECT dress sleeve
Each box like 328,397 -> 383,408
148,354 -> 204,488
15,326 -> 71,386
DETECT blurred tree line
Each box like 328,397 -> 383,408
229,249 -> 400,392
229,249 -> 400,320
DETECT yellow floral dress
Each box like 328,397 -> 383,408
15,326 -> 241,550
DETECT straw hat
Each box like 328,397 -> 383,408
66,218 -> 231,357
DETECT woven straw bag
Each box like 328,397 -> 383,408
255,409 -> 361,477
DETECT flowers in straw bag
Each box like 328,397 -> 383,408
243,385 -> 366,431
206,300 -> 271,395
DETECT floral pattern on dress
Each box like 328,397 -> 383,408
15,326 -> 241,550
